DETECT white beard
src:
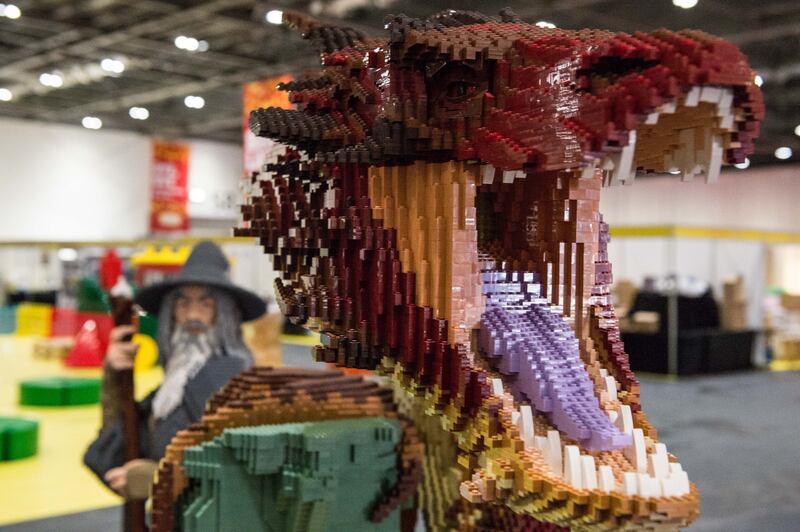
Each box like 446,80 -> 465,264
152,324 -> 218,420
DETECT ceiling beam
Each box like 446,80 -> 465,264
0,0 -> 258,76
48,56 -> 317,119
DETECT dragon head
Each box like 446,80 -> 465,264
238,9 -> 762,530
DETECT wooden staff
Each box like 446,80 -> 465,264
109,294 -> 146,532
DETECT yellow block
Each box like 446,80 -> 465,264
15,303 -> 53,337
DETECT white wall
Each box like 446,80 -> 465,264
187,139 -> 242,221
600,165 -> 800,232
608,237 -> 766,327
599,166 -> 793,328
0,117 -> 241,242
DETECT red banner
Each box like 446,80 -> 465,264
150,141 -> 190,232
242,75 -> 292,175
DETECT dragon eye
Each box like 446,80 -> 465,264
446,80 -> 476,99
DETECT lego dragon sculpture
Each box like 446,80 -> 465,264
229,8 -> 762,531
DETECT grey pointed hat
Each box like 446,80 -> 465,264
134,240 -> 266,321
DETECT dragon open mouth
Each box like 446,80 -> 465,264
237,10 -> 763,529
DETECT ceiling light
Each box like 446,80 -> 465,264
734,158 -> 750,170
184,95 -> 205,109
57,248 -> 78,262
754,74 -> 763,87
0,88 -> 11,101
39,72 -> 63,88
189,187 -> 207,203
0,4 -> 21,19
669,169 -> 681,175
672,0 -> 698,8
184,37 -> 199,51
128,106 -> 149,120
794,124 -> 800,137
775,147 -> 792,160
266,9 -> 283,25
535,21 -> 557,29
81,116 -> 102,130
175,35 -> 204,52
100,58 -> 125,74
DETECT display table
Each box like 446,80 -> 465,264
622,328 -> 757,375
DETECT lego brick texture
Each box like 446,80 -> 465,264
232,7 -> 763,531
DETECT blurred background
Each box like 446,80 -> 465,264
0,1 -> 798,531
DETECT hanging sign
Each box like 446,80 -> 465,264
150,141 -> 190,232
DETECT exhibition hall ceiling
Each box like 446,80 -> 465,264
0,0 -> 796,165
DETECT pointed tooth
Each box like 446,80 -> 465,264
705,134 -> 723,184
481,164 -> 496,184
648,443 -> 670,479
598,465 -> 615,493
611,130 -> 637,184
514,170 -> 526,180
624,428 -> 648,473
661,476 -> 678,497
645,112 -> 659,125
677,129 -> 696,181
661,100 -> 677,114
518,405 -> 534,449
581,455 -> 598,490
638,473 -> 662,497
719,113 -> 734,130
491,378 -> 504,396
684,87 -> 701,107
615,404 -> 634,434
502,170 -> 515,183
700,86 -> 722,103
620,472 -> 638,496
673,470 -> 690,495
604,376 -> 618,401
564,445 -> 582,489
547,430 -> 563,477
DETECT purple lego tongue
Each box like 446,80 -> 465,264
478,270 -> 631,452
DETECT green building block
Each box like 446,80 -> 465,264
177,417 -> 402,532
0,417 -> 38,461
19,377 -> 101,406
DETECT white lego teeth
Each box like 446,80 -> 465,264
564,445 -> 582,488
598,86 -> 734,186
547,430 -> 563,477
601,130 -> 638,185
518,405 -> 535,449
615,404 -> 634,434
491,378 -> 504,396
598,465 -> 615,492
480,164 -> 496,184
684,86 -> 701,107
624,428 -> 648,473
489,349 -> 692,500
518,411 -> 690,498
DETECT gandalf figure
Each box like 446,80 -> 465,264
84,240 -> 266,499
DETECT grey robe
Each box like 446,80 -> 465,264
83,355 -> 246,485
